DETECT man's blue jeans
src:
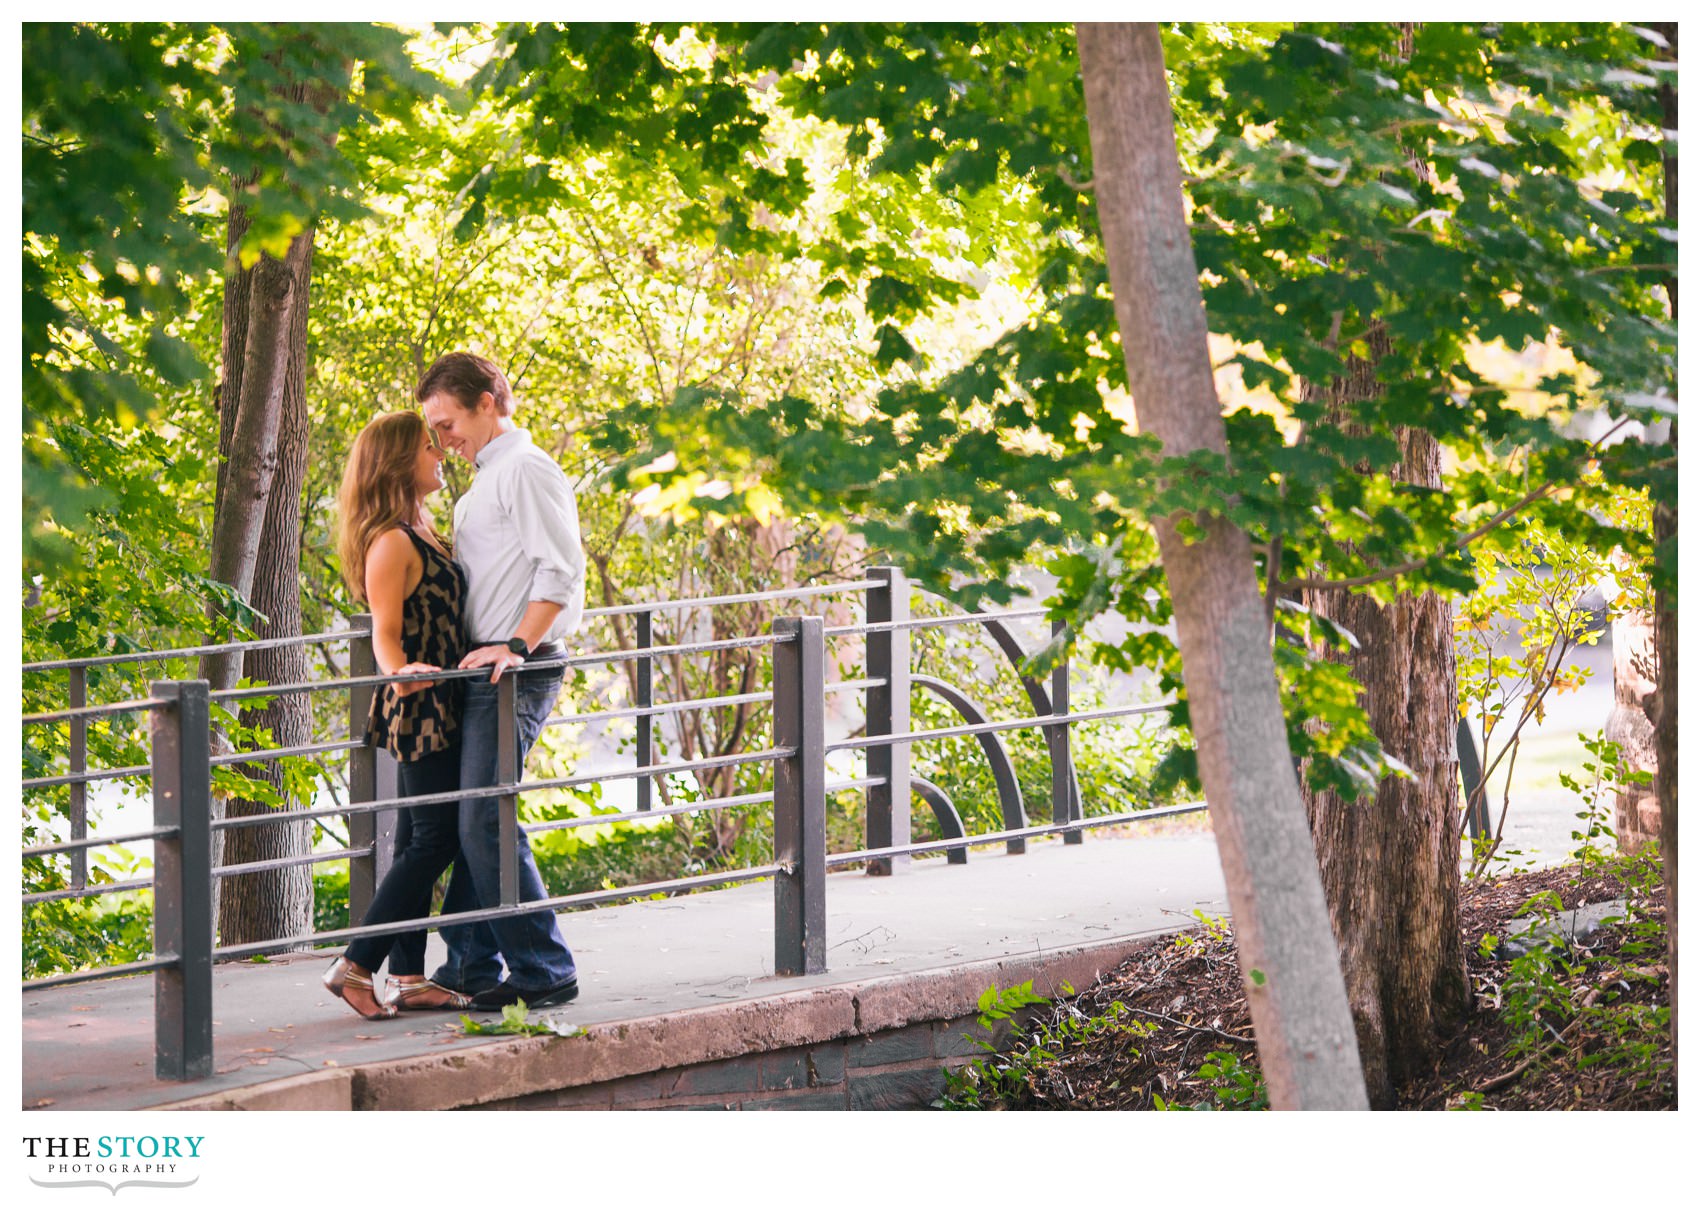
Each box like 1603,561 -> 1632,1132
430,665 -> 577,993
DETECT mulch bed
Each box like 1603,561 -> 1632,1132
957,862 -> 1673,1110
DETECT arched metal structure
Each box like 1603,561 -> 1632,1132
910,778 -> 968,864
912,674 -> 1026,857
976,618 -> 1083,833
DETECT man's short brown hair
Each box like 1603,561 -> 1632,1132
415,351 -> 513,417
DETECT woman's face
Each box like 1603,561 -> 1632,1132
412,432 -> 447,497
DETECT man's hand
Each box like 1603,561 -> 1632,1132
460,644 -> 526,683
391,663 -> 441,697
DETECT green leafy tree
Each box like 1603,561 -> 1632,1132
562,21 -> 1672,1102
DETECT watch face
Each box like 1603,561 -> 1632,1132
506,637 -> 528,656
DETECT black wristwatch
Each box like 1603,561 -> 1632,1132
505,636 -> 531,658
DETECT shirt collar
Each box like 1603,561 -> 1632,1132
474,426 -> 529,469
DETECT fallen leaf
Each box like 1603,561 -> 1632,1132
322,1060 -> 339,1067
30,1098 -> 54,1108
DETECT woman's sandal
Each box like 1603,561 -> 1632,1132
386,977 -> 473,1012
322,957 -> 398,1021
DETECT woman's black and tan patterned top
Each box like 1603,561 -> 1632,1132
366,524 -> 468,762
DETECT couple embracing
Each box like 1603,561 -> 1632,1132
320,352 -> 581,1020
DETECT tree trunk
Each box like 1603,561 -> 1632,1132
1607,610 -> 1661,852
1652,18 -> 1677,1076
199,56 -> 337,946
1078,22 -> 1368,1110
1281,23 -> 1468,1107
201,231 -> 312,690
1654,501 -> 1676,1074
215,223 -> 317,947
1299,350 -> 1469,1107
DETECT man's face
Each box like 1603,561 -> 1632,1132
422,391 -> 500,462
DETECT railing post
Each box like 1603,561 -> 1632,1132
1052,618 -> 1082,844
149,679 -> 213,1081
69,666 -> 88,890
773,616 -> 826,975
1457,718 -> 1489,841
865,566 -> 911,875
497,669 -> 520,907
347,616 -> 398,922
636,609 -> 654,812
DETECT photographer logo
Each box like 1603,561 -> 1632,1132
23,1136 -> 203,1195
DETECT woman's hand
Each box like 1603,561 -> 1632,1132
390,663 -> 441,697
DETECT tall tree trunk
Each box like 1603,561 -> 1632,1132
1078,22 -> 1368,1110
1652,18 -> 1677,1076
1285,23 -> 1468,1107
215,223 -> 317,947
1300,344 -> 1469,1108
199,57 -> 336,947
201,233 -> 310,688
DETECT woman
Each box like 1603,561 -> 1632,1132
321,411 -> 473,1019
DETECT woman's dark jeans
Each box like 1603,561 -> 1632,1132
343,744 -> 461,974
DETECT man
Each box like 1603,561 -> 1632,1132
417,351 -> 581,1010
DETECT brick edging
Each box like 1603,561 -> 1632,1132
153,930 -> 1178,1111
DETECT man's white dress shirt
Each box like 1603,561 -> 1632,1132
453,427 -> 585,645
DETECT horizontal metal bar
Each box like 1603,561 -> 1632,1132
521,774 -> 883,836
825,776 -> 885,794
522,791 -> 775,835
211,862 -> 788,959
825,801 -> 1210,867
211,738 -> 359,768
208,666 -> 485,704
21,736 -> 357,793
210,789 -> 463,831
519,747 -> 792,795
24,672 -> 855,793
202,632 -> 796,705
24,826 -> 177,858
23,956 -> 176,992
546,689 -> 772,729
21,578 -> 883,675
211,844 -> 371,879
22,627 -> 362,673
541,676 -> 878,731
535,632 -> 789,672
23,763 -> 152,790
826,677 -> 886,694
217,771 -> 884,847
824,606 -> 1048,638
828,699 -> 1178,753
211,746 -> 797,833
583,580 -> 882,619
26,625 -> 826,722
23,877 -> 153,906
23,697 -> 170,726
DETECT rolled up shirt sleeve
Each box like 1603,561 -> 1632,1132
505,452 -> 586,634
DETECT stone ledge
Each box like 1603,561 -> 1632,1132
152,932 -> 1168,1111
159,1067 -> 354,1112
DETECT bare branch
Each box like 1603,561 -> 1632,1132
1053,164 -> 1094,192
581,218 -> 671,403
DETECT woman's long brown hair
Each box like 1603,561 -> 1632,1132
336,412 -> 449,604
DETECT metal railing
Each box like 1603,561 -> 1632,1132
20,569 -> 1191,1080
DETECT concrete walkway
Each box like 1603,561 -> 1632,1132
23,829 -> 1227,1111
